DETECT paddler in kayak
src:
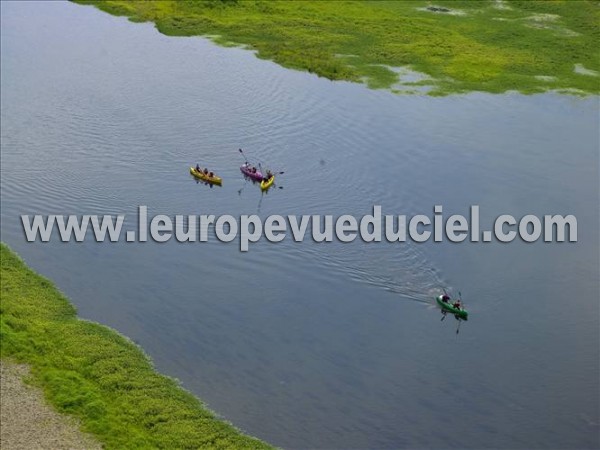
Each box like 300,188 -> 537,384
452,300 -> 462,310
441,294 -> 450,303
263,170 -> 273,182
194,164 -> 212,176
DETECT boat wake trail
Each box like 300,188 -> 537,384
288,240 -> 448,306
346,244 -> 448,305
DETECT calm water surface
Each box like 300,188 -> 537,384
1,2 -> 598,449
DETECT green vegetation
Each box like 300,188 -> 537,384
0,243 -> 271,449
73,0 -> 600,95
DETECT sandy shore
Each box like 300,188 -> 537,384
0,360 -> 101,450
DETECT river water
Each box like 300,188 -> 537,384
1,2 -> 598,448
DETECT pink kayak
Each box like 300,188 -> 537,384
240,163 -> 264,181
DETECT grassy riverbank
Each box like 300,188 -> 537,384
0,243 -> 271,449
74,0 -> 600,95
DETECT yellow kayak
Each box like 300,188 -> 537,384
190,167 -> 222,185
260,175 -> 275,191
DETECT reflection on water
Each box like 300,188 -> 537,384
1,1 -> 598,448
439,311 -> 465,335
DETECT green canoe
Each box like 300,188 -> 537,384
436,295 -> 468,320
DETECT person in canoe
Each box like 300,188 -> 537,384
263,170 -> 273,181
195,163 -> 201,172
441,294 -> 450,303
204,168 -> 209,175
452,300 -> 462,310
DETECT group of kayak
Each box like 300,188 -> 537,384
192,151 -> 468,320
189,149 -> 277,190
239,162 -> 275,190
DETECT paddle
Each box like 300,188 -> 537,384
238,148 -> 250,164
238,148 -> 249,164
455,291 -> 465,334
258,162 -> 285,175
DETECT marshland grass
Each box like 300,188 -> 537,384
73,0 -> 600,96
0,243 -> 271,449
